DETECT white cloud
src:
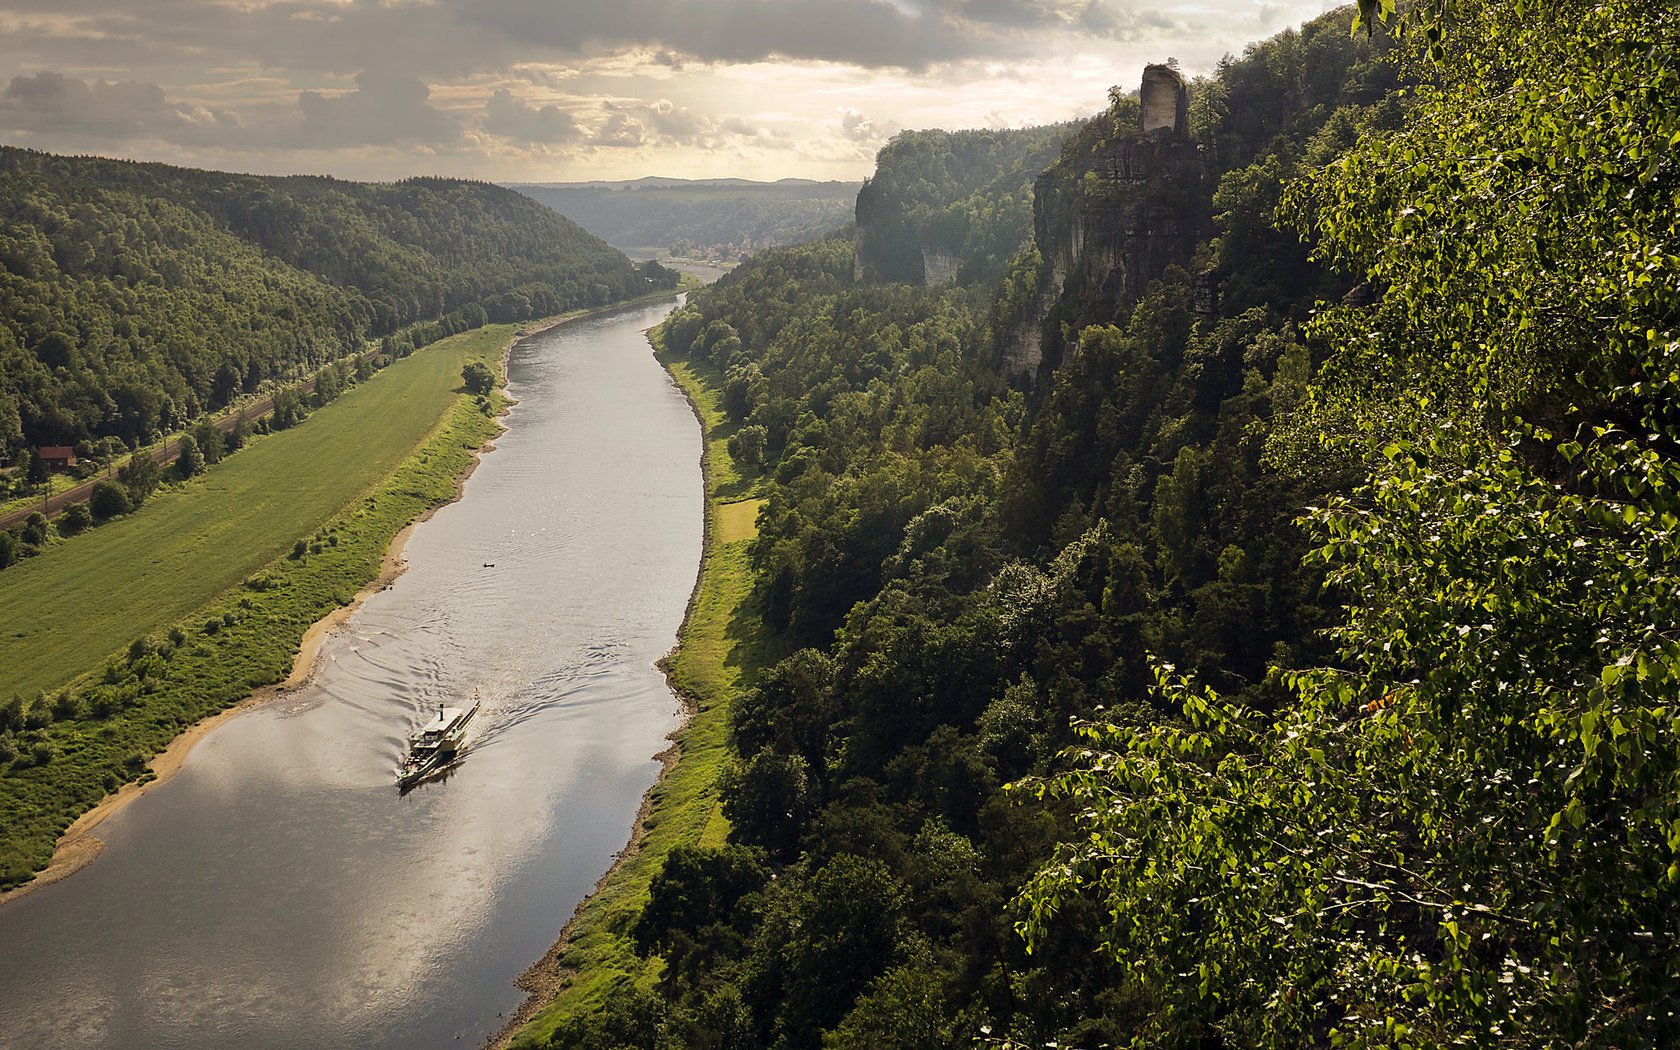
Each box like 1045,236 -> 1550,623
839,108 -> 877,141
296,70 -> 461,148
589,111 -> 645,148
0,71 -> 226,141
483,88 -> 581,143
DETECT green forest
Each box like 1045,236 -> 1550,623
544,0 -> 1680,1046
0,149 -> 672,457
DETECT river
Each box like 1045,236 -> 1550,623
0,296 -> 703,1049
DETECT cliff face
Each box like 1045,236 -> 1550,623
1034,129 -> 1206,306
1000,64 -> 1211,377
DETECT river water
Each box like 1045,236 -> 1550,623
0,297 -> 702,1049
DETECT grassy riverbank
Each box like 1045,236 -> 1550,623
0,321 -> 525,889
508,344 -> 776,1047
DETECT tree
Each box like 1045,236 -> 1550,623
174,434 -> 204,478
25,448 -> 48,489
57,502 -> 91,535
225,411 -> 251,452
192,419 -> 224,466
19,512 -> 48,547
89,479 -> 130,521
461,360 -> 496,396
727,424 -> 768,468
118,451 -> 159,507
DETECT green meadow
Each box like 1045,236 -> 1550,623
0,326 -> 514,702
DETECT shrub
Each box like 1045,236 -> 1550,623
462,360 -> 496,395
50,691 -> 80,721
89,479 -> 131,520
20,512 -> 48,546
57,502 -> 92,535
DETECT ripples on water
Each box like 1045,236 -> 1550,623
0,299 -> 702,1050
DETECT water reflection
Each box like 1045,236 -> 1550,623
0,299 -> 702,1050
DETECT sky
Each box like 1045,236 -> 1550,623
0,0 -> 1342,183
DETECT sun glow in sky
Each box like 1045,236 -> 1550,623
0,0 -> 1341,181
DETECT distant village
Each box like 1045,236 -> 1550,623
664,235 -> 781,266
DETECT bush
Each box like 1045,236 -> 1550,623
57,502 -> 92,535
89,479 -> 131,520
20,512 -> 48,546
462,360 -> 496,395
727,424 -> 769,468
50,691 -> 80,721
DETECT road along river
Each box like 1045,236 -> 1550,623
0,296 -> 703,1050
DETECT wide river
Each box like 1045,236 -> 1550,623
0,297 -> 703,1049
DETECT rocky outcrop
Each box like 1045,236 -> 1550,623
1002,64 -> 1211,377
1140,64 -> 1189,135
1035,131 -> 1205,307
921,246 -> 960,286
998,292 -> 1050,376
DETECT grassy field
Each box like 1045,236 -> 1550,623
0,327 -> 517,702
509,346 -> 777,1046
0,324 -> 517,888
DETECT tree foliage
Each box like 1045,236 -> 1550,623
1020,1 -> 1680,1045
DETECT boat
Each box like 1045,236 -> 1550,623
397,692 -> 480,788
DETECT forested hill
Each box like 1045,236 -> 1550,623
535,0 -> 1680,1043
853,124 -> 1074,286
0,147 -> 660,455
509,178 -> 858,257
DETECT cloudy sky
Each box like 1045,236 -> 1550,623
0,0 -> 1342,183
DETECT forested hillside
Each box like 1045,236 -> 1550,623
545,0 -> 1680,1045
0,148 -> 661,455
509,178 -> 857,256
853,124 -> 1074,286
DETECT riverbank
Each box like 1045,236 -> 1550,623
0,297 -> 674,898
500,330 -> 777,1048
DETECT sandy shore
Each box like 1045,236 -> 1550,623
0,310 -> 599,909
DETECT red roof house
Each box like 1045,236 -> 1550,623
38,446 -> 77,468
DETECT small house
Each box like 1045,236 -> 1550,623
38,446 -> 77,469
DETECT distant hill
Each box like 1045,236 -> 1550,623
0,147 -> 660,455
507,177 -> 859,257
